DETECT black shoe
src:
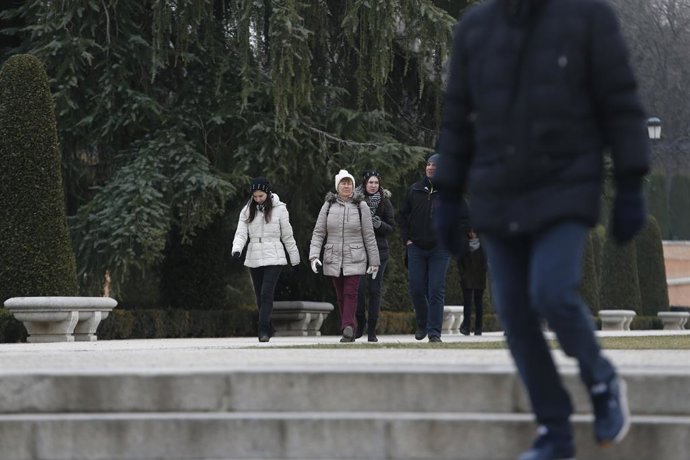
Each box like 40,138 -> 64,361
428,336 -> 442,343
591,377 -> 630,446
355,324 -> 364,339
474,330 -> 482,336
258,335 -> 270,343
517,426 -> 575,460
459,325 -> 470,336
340,326 -> 355,343
367,333 -> 378,343
415,328 -> 427,340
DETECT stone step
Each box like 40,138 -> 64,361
1,368 -> 688,416
0,411 -> 687,460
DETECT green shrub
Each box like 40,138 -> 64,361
0,54 -> 77,302
599,238 -> 642,311
635,215 -> 669,316
645,172 -> 669,238
669,174 -> 690,239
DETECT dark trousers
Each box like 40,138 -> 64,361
461,288 -> 484,332
249,265 -> 283,336
407,244 -> 450,338
332,275 -> 362,331
356,256 -> 389,334
482,221 -> 616,434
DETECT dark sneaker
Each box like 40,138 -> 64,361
459,325 -> 470,336
258,335 -> 270,343
517,426 -> 575,460
415,328 -> 427,340
340,326 -> 355,343
428,336 -> 442,343
591,377 -> 630,446
367,334 -> 378,343
474,329 -> 482,336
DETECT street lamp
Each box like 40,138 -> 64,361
647,117 -> 662,140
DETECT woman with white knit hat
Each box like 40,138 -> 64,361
309,169 -> 380,342
232,177 -> 300,342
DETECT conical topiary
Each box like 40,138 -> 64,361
599,237 -> 641,312
0,54 -> 78,302
635,215 -> 669,316
644,172 -> 669,239
669,174 -> 690,239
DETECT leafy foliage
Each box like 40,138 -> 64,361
0,54 -> 78,301
599,238 -> 642,312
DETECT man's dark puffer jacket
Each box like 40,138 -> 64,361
436,0 -> 650,236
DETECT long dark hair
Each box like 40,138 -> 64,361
245,194 -> 273,223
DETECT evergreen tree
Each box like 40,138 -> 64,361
1,1 -> 459,303
669,174 -> 690,239
645,172 -> 669,238
599,238 -> 642,312
635,215 -> 669,315
0,54 -> 78,301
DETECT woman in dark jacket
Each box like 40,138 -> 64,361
458,229 -> 487,336
355,170 -> 395,342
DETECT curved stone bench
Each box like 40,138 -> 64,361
4,297 -> 118,343
272,301 -> 334,337
657,311 -> 690,330
442,305 -> 464,335
598,309 -> 636,331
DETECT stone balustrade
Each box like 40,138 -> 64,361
598,309 -> 636,331
272,301 -> 334,336
442,305 -> 464,335
657,311 -> 690,330
3,296 -> 117,343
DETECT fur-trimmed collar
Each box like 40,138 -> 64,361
324,191 -> 365,205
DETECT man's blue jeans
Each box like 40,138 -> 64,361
407,243 -> 450,338
482,222 -> 616,434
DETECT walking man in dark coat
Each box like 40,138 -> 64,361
434,0 -> 650,459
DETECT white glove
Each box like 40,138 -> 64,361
311,258 -> 323,274
366,265 -> 379,279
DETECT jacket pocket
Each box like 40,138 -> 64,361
348,244 -> 366,264
323,244 -> 335,264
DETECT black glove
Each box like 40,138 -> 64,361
432,198 -> 465,257
372,215 -> 382,229
611,183 -> 646,244
232,251 -> 241,260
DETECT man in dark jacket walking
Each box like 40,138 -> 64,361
434,0 -> 649,459
400,155 -> 467,342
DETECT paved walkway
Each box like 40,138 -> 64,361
0,330 -> 688,375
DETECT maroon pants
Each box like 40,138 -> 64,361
332,275 -> 361,331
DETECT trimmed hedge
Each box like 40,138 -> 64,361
580,231 -> 600,313
669,174 -> 690,239
635,215 -> 669,316
0,54 -> 77,302
599,237 -> 641,311
645,172 -> 669,238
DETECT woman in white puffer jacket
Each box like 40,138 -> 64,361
232,177 -> 300,342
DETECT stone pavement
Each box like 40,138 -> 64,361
0,330 -> 688,374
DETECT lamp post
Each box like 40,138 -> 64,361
648,117 -> 662,140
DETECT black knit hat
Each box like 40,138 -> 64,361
362,169 -> 381,183
249,176 -> 271,194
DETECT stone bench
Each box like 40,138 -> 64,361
598,309 -> 636,331
442,305 -> 464,335
272,301 -> 334,337
4,296 -> 118,343
657,311 -> 690,330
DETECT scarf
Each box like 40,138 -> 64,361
469,237 -> 481,252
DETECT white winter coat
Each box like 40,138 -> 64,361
232,194 -> 300,268
309,192 -> 380,277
